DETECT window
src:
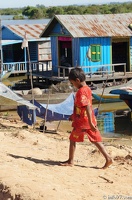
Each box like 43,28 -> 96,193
91,45 -> 101,62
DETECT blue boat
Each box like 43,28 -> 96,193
110,88 -> 132,109
120,94 -> 132,110
110,89 -> 132,95
92,92 -> 122,103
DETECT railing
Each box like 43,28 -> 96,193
31,61 -> 52,73
58,63 -> 126,78
2,60 -> 52,74
1,61 -> 126,80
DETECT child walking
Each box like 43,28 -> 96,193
60,68 -> 112,169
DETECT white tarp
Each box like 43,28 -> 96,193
0,82 -> 36,109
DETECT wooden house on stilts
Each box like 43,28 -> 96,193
40,13 -> 132,84
1,24 -> 51,82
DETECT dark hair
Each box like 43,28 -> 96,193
69,67 -> 86,82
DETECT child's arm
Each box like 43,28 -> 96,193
69,105 -> 75,121
86,105 -> 97,131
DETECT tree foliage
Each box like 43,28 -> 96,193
0,2 -> 132,20
13,15 -> 24,20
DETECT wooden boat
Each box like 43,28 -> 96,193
110,88 -> 132,95
110,88 -> 132,109
1,71 -> 13,80
22,92 -> 72,104
120,93 -> 132,110
92,92 -> 122,103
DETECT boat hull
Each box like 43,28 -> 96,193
92,93 -> 122,103
120,94 -> 132,110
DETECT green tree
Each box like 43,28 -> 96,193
46,7 -> 64,18
0,8 -> 20,15
110,4 -> 123,14
22,6 -> 34,17
13,15 -> 24,20
0,2 -> 132,19
29,8 -> 44,19
126,3 -> 132,13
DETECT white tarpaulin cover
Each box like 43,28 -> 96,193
0,82 -> 36,109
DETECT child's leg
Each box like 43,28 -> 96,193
60,140 -> 76,166
92,142 -> 113,169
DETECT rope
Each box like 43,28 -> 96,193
97,75 -> 109,111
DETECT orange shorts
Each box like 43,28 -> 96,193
69,128 -> 102,142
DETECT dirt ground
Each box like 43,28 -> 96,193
0,112 -> 132,200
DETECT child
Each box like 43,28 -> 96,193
60,68 -> 112,169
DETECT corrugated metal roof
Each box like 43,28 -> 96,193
7,24 -> 47,39
41,13 -> 132,37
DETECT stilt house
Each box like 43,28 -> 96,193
1,24 -> 51,76
40,13 -> 132,78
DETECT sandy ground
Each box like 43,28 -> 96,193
0,112 -> 132,200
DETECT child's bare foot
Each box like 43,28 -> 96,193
60,160 -> 74,167
102,158 -> 113,169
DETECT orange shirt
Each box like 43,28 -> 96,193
72,85 -> 97,129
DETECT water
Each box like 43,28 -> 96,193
2,75 -> 26,87
1,15 -> 50,25
93,102 -> 129,133
1,82 -> 132,145
1,75 -> 130,123
1,15 -> 14,20
94,102 -> 132,144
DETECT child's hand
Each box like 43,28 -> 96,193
69,114 -> 73,121
90,123 -> 97,132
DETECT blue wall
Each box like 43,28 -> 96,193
79,37 -> 111,73
51,23 -> 70,36
2,26 -> 39,63
51,35 -> 112,74
50,22 -> 112,74
2,26 -> 22,40
72,38 -> 80,67
51,37 -> 58,75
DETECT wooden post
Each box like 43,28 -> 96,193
124,63 -> 126,76
43,90 -> 50,133
98,75 -> 109,111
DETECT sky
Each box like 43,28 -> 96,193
0,0 -> 129,8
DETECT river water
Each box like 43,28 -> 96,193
93,102 -> 129,134
90,100 -> 131,146
1,77 -> 132,145
2,75 -> 132,139
1,15 -> 50,25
